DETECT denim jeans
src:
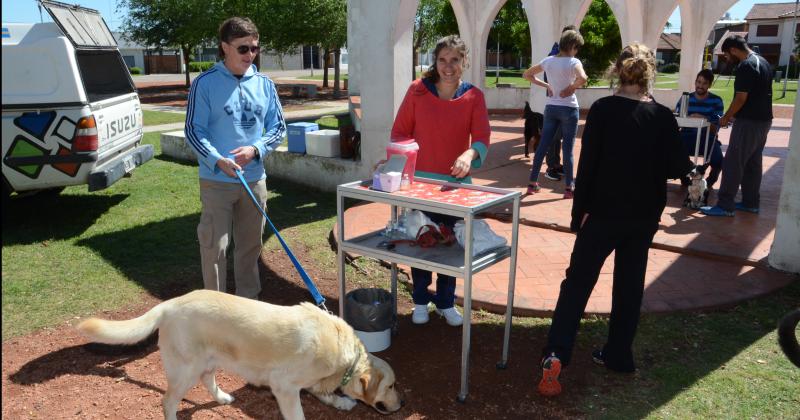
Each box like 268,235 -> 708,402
411,212 -> 459,309
529,105 -> 579,187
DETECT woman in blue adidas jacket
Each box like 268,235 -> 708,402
185,17 -> 285,299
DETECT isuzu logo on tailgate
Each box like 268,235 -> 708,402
108,112 -> 138,137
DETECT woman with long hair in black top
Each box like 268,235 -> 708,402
537,43 -> 694,396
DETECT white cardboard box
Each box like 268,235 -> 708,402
305,129 -> 340,157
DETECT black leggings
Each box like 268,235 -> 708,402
542,217 -> 657,372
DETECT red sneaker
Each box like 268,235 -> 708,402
537,354 -> 562,396
563,188 -> 574,199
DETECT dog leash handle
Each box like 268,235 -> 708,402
234,170 -> 327,309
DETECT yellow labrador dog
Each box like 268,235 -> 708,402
77,290 -> 403,420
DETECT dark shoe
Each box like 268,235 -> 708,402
591,349 -> 605,366
734,202 -> 759,214
544,169 -> 562,181
555,165 -> 565,176
700,205 -> 734,217
526,183 -> 541,195
537,353 -> 562,396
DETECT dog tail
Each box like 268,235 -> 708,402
77,301 -> 169,345
778,308 -> 800,368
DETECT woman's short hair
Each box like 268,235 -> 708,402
607,43 -> 656,94
558,30 -> 584,52
218,17 -> 259,59
423,35 -> 469,83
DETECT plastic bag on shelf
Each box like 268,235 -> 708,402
453,219 -> 507,256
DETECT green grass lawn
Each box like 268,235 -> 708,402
485,70 -> 797,108
2,129 -> 798,417
142,110 -> 186,126
296,73 -> 349,81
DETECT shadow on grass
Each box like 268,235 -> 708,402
2,193 -> 128,246
70,178 -> 339,300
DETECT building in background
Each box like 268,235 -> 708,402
114,32 -> 184,74
744,2 -> 799,67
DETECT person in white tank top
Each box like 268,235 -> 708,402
522,29 -> 588,197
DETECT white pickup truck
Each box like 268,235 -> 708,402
1,0 -> 153,200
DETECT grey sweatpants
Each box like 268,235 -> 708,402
198,178 -> 267,299
716,118 -> 771,211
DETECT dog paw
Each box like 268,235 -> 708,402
216,392 -> 235,405
335,396 -> 357,411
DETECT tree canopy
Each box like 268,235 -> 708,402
119,0 -> 220,86
120,0 -> 347,87
578,0 -> 622,84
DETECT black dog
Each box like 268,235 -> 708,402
523,101 -> 543,158
778,308 -> 800,368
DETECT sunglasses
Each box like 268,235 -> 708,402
234,44 -> 260,55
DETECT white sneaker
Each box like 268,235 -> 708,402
412,304 -> 430,324
435,307 -> 463,326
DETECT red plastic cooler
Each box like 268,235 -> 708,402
386,140 -> 419,183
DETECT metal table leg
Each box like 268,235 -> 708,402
337,193 -> 346,316
498,195 -> 520,369
457,213 -> 475,403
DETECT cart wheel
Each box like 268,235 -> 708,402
496,361 -> 507,370
456,395 -> 467,404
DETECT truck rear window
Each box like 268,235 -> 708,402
76,50 -> 136,102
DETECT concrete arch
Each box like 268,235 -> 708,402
522,0 -> 594,111
677,0 -> 739,91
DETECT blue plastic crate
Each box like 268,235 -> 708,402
286,122 -> 319,154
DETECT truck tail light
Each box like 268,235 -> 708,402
73,115 -> 98,152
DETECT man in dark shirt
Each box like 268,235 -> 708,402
701,35 -> 772,217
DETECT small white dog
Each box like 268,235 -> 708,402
684,164 -> 708,209
77,290 -> 403,420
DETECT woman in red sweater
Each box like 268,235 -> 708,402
390,35 -> 491,327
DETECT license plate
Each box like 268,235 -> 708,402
122,155 -> 135,173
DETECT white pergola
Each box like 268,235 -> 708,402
346,0 -> 799,273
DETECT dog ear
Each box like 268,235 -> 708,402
358,373 -> 371,396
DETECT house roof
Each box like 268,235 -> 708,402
745,2 -> 798,20
713,30 -> 748,54
658,33 -> 681,51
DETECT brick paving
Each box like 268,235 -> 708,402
335,111 -> 797,315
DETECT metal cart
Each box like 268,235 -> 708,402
336,177 -> 521,402
676,116 -> 713,164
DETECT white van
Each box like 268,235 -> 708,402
1,0 -> 152,200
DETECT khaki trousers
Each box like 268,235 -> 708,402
198,178 -> 267,299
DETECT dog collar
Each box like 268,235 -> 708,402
340,345 -> 362,387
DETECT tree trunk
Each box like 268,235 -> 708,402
323,47 -> 330,88
333,48 -> 341,98
412,48 -> 418,80
182,45 -> 191,87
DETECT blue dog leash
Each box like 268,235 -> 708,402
235,170 -> 328,312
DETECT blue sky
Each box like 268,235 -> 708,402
2,0 -> 126,30
2,0 -> 797,33
666,0 -> 796,33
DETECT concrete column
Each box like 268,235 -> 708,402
348,0 -> 418,178
677,0 -> 738,92
769,95 -> 800,274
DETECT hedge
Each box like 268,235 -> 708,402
129,67 -> 143,75
189,61 -> 215,72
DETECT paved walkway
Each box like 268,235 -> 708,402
337,114 -> 798,315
